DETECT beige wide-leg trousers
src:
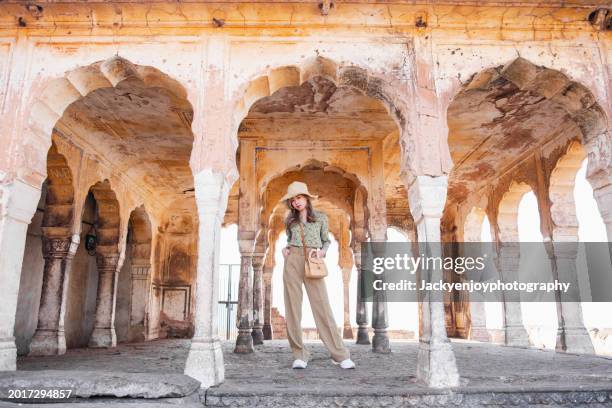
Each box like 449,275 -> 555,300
283,246 -> 350,363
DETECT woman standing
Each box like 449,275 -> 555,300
280,181 -> 355,369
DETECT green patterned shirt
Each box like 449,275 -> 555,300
285,210 -> 331,251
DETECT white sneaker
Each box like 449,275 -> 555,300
333,358 -> 356,369
292,359 -> 307,369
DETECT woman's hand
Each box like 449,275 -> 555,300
309,249 -> 326,258
282,247 -> 290,258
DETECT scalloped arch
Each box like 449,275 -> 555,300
497,181 -> 532,242
259,158 -> 366,197
548,141 -> 586,241
88,179 -> 121,255
42,143 -> 75,237
452,57 -> 611,179
30,56 -> 188,141
235,56 -> 408,128
232,56 -> 418,180
259,159 -> 369,236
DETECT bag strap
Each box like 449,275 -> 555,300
298,222 -> 309,259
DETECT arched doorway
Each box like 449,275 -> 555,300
116,205 -> 153,343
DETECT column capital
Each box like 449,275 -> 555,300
550,241 -> 579,260
551,227 -> 579,243
193,169 -> 232,218
587,167 -> 612,191
41,236 -> 72,258
0,179 -> 41,224
407,175 -> 448,224
95,252 -> 120,272
251,254 -> 264,270
238,237 -> 255,255
588,169 -> 612,223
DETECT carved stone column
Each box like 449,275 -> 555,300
234,238 -> 255,354
463,241 -> 490,342
0,180 -> 41,370
408,175 -> 460,388
88,252 -> 120,348
497,242 -> 530,347
341,266 -> 353,339
546,165 -> 594,354
144,225 -> 161,342
262,266 -> 273,340
353,245 -> 370,345
29,234 -> 79,355
235,132 -> 257,353
371,237 -> 391,354
369,140 -> 390,353
469,302 -> 490,342
251,254 -> 264,345
184,169 -> 229,387
548,242 -> 594,354
589,175 -> 612,261
129,260 -> 151,343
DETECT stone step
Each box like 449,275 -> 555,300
203,388 -> 612,407
0,370 -> 200,404
0,397 -> 203,407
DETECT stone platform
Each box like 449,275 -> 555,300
1,339 -> 611,407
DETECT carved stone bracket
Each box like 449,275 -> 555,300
41,236 -> 72,259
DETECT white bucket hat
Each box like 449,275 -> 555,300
279,181 -> 318,202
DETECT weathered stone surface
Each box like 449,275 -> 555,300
203,340 -> 612,407
500,58 -> 538,89
10,338 -> 612,406
201,391 -> 612,407
0,370 -> 200,399
17,401 -> 202,408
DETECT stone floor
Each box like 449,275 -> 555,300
17,339 -> 189,373
3,338 -> 612,406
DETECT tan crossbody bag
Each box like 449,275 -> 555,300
298,222 -> 328,279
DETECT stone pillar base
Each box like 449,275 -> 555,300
469,326 -> 491,343
28,329 -> 66,356
0,338 -> 17,371
262,324 -> 272,340
556,326 -> 595,355
356,326 -> 370,345
234,330 -> 254,353
505,325 -> 530,347
372,329 -> 391,353
184,338 -> 225,388
145,326 -> 160,341
343,325 -> 354,340
88,327 -> 116,348
416,338 -> 460,388
251,327 -> 264,345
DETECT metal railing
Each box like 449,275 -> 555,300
218,263 -> 240,340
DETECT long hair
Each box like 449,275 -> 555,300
285,196 -> 317,232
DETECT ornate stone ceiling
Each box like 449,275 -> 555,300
227,76 -> 409,230
239,77 -> 397,141
55,79 -> 194,206
447,75 -> 582,204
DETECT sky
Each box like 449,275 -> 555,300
218,159 -> 611,345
